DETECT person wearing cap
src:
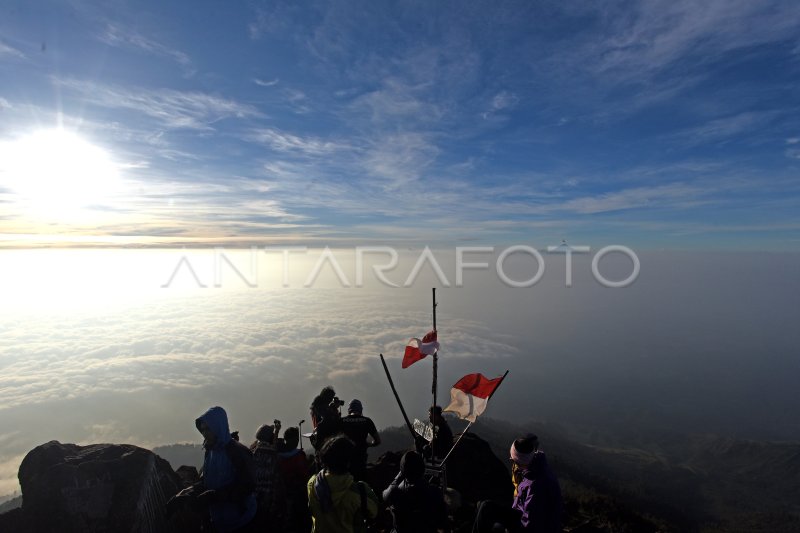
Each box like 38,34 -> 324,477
340,399 -> 381,480
473,434 -> 562,533
383,450 -> 448,533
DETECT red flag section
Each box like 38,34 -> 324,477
401,330 -> 439,368
444,372 -> 505,422
451,373 -> 504,398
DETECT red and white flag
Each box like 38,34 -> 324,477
444,373 -> 505,422
401,330 -> 439,368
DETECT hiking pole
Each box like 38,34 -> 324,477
379,353 -> 417,442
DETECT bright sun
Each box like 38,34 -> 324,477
0,128 -> 121,214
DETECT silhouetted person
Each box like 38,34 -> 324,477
311,387 -> 344,453
250,423 -> 283,531
166,406 -> 257,533
340,399 -> 381,480
277,427 -> 311,532
383,450 -> 448,533
308,435 -> 378,533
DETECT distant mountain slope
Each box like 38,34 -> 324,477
373,416 -> 800,532
152,443 -> 203,471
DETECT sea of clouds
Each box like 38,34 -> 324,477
1,248 -> 798,496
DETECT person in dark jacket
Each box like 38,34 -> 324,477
383,451 -> 448,533
277,427 -> 312,532
250,423 -> 284,531
473,435 -> 562,533
340,399 -> 381,480
167,406 -> 257,533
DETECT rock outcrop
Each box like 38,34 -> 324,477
1,441 -> 182,533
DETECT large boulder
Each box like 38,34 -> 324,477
12,441 -> 183,533
445,432 -> 514,505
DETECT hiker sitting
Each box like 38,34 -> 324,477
250,422 -> 284,531
340,399 -> 381,480
166,406 -> 257,533
383,450 -> 449,533
473,435 -> 562,533
308,435 -> 378,533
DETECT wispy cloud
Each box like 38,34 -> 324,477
0,41 -> 25,60
587,0 -> 800,77
54,78 -> 263,130
670,111 -> 781,147
253,78 -> 279,87
249,128 -> 349,156
99,23 -> 194,74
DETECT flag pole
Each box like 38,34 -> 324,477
431,287 -> 438,453
440,370 -> 509,468
379,354 -> 417,442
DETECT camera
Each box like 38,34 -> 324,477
330,397 -> 345,409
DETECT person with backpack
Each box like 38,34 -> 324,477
166,406 -> 257,533
472,435 -> 562,533
308,435 -> 379,533
340,399 -> 381,480
250,422 -> 284,531
382,450 -> 449,533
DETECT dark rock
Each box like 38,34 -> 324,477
14,440 -> 183,533
444,432 -> 514,506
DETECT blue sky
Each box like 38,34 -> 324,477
1,0 -> 799,249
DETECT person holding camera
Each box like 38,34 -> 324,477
311,387 -> 344,451
383,450 -> 448,533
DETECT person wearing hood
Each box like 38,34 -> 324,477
308,435 -> 378,533
167,406 -> 257,533
382,450 -> 448,533
473,434 -> 562,533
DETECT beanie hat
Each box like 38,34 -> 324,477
348,399 -> 363,414
510,434 -> 539,465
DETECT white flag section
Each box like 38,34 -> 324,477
444,373 -> 505,422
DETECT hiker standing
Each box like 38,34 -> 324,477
166,406 -> 257,533
340,399 -> 381,480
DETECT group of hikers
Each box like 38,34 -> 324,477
165,386 -> 562,533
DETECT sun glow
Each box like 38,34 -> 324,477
0,128 -> 122,215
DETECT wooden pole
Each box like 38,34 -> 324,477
380,354 -> 416,440
431,288 -> 438,449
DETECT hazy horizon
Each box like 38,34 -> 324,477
1,247 -> 798,497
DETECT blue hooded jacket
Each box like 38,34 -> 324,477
196,406 -> 257,533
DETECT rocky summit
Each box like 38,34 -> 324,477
1,441 -> 183,533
